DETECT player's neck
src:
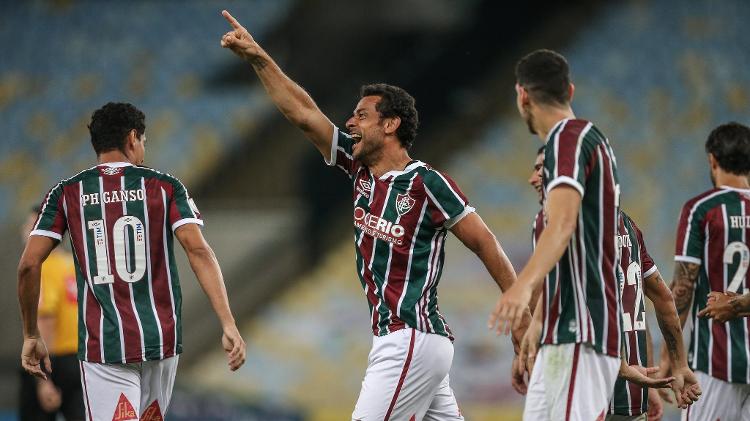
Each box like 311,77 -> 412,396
369,150 -> 413,179
715,171 -> 750,190
97,150 -> 135,165
536,106 -> 575,142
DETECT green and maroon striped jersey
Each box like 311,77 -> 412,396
327,127 -> 475,339
675,186 -> 750,384
610,211 -> 656,416
540,118 -> 622,357
30,162 -> 202,364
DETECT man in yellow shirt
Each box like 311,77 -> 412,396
19,206 -> 84,421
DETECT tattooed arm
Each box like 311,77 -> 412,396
654,262 -> 702,407
671,261 -> 700,327
645,270 -> 688,369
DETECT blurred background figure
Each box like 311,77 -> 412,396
1,1 -> 750,420
18,206 -> 84,421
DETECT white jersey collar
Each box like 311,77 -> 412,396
98,161 -> 134,168
378,160 -> 425,181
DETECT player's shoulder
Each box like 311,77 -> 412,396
58,165 -> 101,186
549,118 -> 608,155
413,163 -> 457,189
555,118 -> 596,139
680,188 -> 731,215
130,165 -> 186,186
619,209 -> 636,228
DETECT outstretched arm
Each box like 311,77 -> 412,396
489,185 -> 581,334
18,235 -> 57,380
220,10 -> 334,157
175,224 -> 246,371
644,269 -> 700,408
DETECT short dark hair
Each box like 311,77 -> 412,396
360,83 -> 419,149
705,122 -> 750,175
515,49 -> 571,106
537,145 -> 545,155
88,102 -> 145,155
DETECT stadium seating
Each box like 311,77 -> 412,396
0,0 -> 293,222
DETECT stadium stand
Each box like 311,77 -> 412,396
0,0 -> 293,222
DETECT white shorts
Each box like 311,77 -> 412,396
682,371 -> 750,421
524,343 -> 620,421
79,356 -> 178,421
352,328 -> 464,421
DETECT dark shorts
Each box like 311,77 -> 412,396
20,354 -> 85,421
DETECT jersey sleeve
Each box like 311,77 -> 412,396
325,126 -> 358,178
30,183 -> 67,241
423,170 -> 475,229
545,120 -> 593,197
167,176 -> 203,232
632,220 -> 657,278
674,200 -> 704,264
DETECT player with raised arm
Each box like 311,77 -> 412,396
669,122 -> 750,420
489,49 -> 685,420
220,10 -> 525,421
18,103 -> 246,421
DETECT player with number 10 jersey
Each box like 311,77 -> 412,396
32,162 -> 200,364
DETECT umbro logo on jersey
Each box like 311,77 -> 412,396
357,178 -> 372,198
102,167 -> 123,176
396,193 -> 415,216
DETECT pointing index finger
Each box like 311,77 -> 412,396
222,10 -> 244,30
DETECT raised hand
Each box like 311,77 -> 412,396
220,10 -> 264,61
222,324 -> 246,371
21,337 -> 51,380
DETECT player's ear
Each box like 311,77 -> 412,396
707,153 -> 718,170
568,83 -> 575,102
384,116 -> 401,136
516,83 -> 530,106
126,129 -> 139,148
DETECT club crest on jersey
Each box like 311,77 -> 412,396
356,178 -> 372,198
395,193 -> 415,216
102,167 -> 123,176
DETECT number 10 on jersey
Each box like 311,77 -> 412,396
87,216 -> 147,285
